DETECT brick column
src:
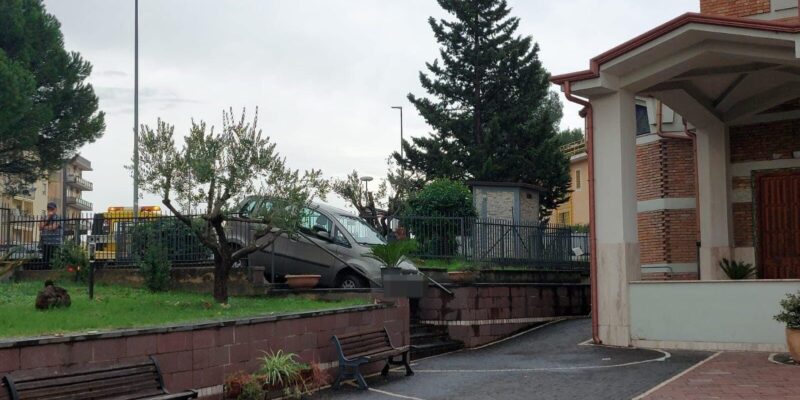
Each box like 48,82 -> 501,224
696,122 -> 733,280
592,89 -> 640,346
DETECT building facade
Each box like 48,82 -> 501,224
555,141 -> 590,225
552,0 -> 800,351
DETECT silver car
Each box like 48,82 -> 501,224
227,198 -> 417,288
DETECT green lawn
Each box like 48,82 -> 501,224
0,281 -> 369,339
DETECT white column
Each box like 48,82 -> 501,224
592,90 -> 639,346
696,123 -> 732,280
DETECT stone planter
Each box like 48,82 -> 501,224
285,274 -> 321,289
381,268 -> 427,298
788,328 -> 800,362
447,271 -> 478,284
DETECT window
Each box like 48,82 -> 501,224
558,211 -> 570,225
335,214 -> 385,245
238,199 -> 258,216
575,169 -> 582,190
300,208 -> 333,234
635,104 -> 650,135
333,228 -> 350,247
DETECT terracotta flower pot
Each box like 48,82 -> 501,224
448,271 -> 478,284
787,328 -> 800,362
285,274 -> 321,289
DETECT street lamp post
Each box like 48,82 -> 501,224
391,106 -> 403,159
360,176 -> 374,205
133,0 -> 139,217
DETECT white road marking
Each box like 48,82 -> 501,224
416,349 -> 671,373
368,387 -> 428,400
630,351 -> 722,400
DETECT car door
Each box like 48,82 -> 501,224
283,207 -> 338,277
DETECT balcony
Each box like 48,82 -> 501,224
66,175 -> 93,191
560,139 -> 586,158
66,196 -> 93,211
71,155 -> 92,171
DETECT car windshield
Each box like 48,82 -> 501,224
335,214 -> 385,245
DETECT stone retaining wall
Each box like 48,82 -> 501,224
419,284 -> 589,347
0,298 -> 409,399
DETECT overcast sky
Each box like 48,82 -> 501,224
42,0 -> 698,211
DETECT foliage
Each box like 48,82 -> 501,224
0,281 -> 369,338
134,108 -> 328,303
393,0 -> 569,220
401,179 -> 475,256
364,240 -> 418,269
258,350 -> 308,398
570,224 -> 590,234
237,378 -> 265,400
556,128 -> 584,147
403,179 -> 475,218
774,291 -> 800,329
136,242 -> 171,292
331,159 -> 423,236
718,258 -> 756,280
51,241 -> 89,282
130,217 -> 211,263
0,0 -> 105,190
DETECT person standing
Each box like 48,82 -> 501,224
39,202 -> 62,268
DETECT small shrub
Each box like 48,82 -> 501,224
137,243 -> 171,292
718,258 -> 756,280
258,350 -> 308,398
364,239 -> 418,269
237,378 -> 265,400
51,241 -> 90,282
775,291 -> 800,329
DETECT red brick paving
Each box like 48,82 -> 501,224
642,352 -> 800,400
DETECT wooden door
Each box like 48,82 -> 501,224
756,171 -> 800,279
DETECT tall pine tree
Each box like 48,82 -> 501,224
395,0 -> 569,220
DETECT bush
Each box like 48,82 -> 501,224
51,241 -> 90,282
718,258 -> 756,280
775,291 -> 800,329
130,217 -> 210,263
402,179 -> 476,257
137,243 -> 171,292
258,350 -> 308,398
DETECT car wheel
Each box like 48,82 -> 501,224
337,273 -> 364,289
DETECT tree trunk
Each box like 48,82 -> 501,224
213,254 -> 231,303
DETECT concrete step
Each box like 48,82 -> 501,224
411,340 -> 464,360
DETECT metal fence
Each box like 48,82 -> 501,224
394,215 -> 589,268
0,213 -> 217,270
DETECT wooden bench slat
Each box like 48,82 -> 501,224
344,341 -> 393,358
11,360 -> 154,384
340,336 -> 389,353
336,329 -> 385,341
339,332 -> 386,346
20,379 -> 159,400
2,357 -> 197,400
14,366 -> 158,391
19,371 -> 160,399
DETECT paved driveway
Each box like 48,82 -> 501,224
313,319 -> 711,400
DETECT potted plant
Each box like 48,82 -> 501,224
365,239 -> 427,298
718,258 -> 756,280
448,262 -> 480,284
223,371 -> 255,399
284,274 -> 321,289
774,290 -> 800,362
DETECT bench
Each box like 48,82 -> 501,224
331,327 -> 413,390
1,356 -> 197,400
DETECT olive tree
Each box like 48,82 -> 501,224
331,160 -> 423,236
135,108 -> 327,302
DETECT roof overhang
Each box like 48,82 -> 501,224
552,12 -> 800,127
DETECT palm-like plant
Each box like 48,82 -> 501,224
257,350 -> 308,398
718,258 -> 756,280
364,239 -> 418,269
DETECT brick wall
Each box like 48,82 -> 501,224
636,137 -> 697,271
733,202 -> 754,246
730,120 -> 800,162
0,300 -> 409,398
700,0 -> 771,17
418,284 -> 590,348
